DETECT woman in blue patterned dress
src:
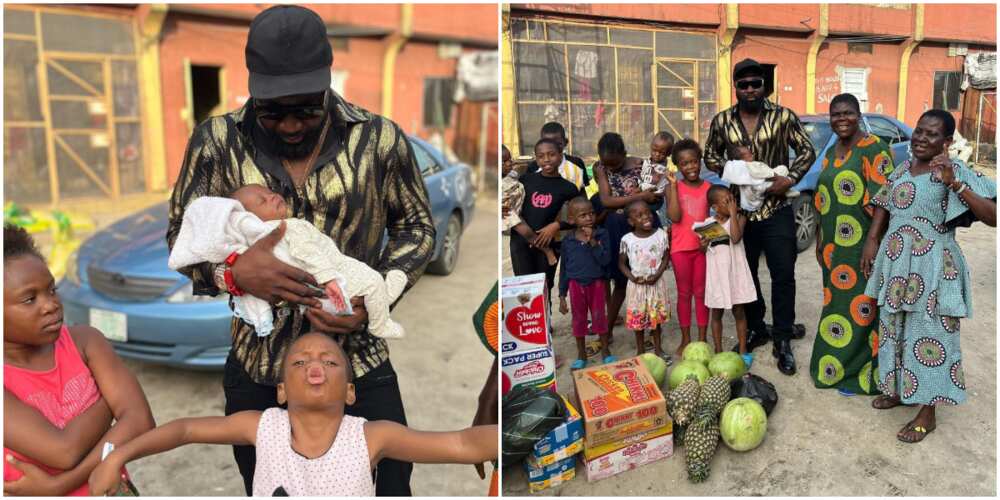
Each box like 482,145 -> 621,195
860,109 -> 996,443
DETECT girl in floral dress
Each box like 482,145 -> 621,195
618,201 -> 671,359
861,110 -> 996,443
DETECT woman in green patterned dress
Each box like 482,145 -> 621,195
809,94 -> 894,395
861,109 -> 995,443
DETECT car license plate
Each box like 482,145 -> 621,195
89,308 -> 127,343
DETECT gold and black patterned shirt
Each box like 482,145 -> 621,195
703,99 -> 817,221
166,91 -> 435,385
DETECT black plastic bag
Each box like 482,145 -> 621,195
501,385 -> 566,467
729,373 -> 778,416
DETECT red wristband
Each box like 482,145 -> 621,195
224,252 -> 243,296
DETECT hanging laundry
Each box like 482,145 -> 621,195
574,49 -> 598,79
544,101 -> 563,123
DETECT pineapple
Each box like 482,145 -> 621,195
673,424 -> 686,447
684,375 -> 731,483
684,405 -> 720,483
667,376 -> 701,427
697,374 -> 731,417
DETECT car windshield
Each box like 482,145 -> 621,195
802,121 -> 833,152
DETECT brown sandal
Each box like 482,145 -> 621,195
897,421 -> 935,443
872,394 -> 904,410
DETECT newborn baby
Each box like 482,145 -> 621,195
721,144 -> 799,212
168,184 -> 407,339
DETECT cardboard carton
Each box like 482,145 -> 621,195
529,396 -> 584,466
524,455 -> 576,493
581,432 -> 673,482
501,273 -> 549,354
582,423 -> 671,461
572,356 -> 668,448
501,346 -> 555,396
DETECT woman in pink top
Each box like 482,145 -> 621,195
3,225 -> 154,496
665,139 -> 712,355
89,332 -> 498,497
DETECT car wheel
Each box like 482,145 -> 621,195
427,213 -> 461,275
793,193 -> 817,254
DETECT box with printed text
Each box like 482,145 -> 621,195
501,273 -> 550,354
572,356 -> 668,448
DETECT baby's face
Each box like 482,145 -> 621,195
734,146 -> 753,162
234,184 -> 288,221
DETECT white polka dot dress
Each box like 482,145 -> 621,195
252,408 -> 375,496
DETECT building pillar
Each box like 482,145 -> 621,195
805,4 -> 829,114
897,4 -> 925,122
138,4 -> 168,192
381,3 -> 413,119
501,4 -> 520,155
717,3 -> 739,111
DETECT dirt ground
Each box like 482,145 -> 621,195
501,180 -> 997,496
37,196 -> 498,496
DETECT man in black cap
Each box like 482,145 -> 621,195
166,5 -> 434,495
703,58 -> 816,376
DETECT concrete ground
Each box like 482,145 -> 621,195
35,195 -> 498,496
501,179 -> 997,496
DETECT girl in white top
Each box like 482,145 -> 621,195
88,332 -> 497,496
618,201 -> 672,359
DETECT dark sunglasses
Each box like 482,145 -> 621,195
254,101 -> 326,122
736,78 -> 765,90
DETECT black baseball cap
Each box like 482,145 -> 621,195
733,58 -> 764,80
245,5 -> 332,99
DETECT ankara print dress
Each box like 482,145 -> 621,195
864,159 -> 995,405
809,134 -> 893,394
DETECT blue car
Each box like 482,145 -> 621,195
58,136 -> 475,369
699,113 -> 912,252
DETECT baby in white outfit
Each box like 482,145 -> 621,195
721,144 -> 799,212
167,184 -> 406,339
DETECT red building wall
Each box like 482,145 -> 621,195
827,4 -> 912,37
158,7 -> 494,184
813,40 -> 904,117
922,4 -> 995,44
731,33 -> 812,113
739,4 -> 819,31
514,3 -> 721,26
158,14 -> 251,184
905,42 -> 970,126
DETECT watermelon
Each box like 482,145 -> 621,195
720,397 -> 768,451
681,342 -> 713,366
639,352 -> 668,387
708,351 -> 747,381
668,360 -> 711,389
